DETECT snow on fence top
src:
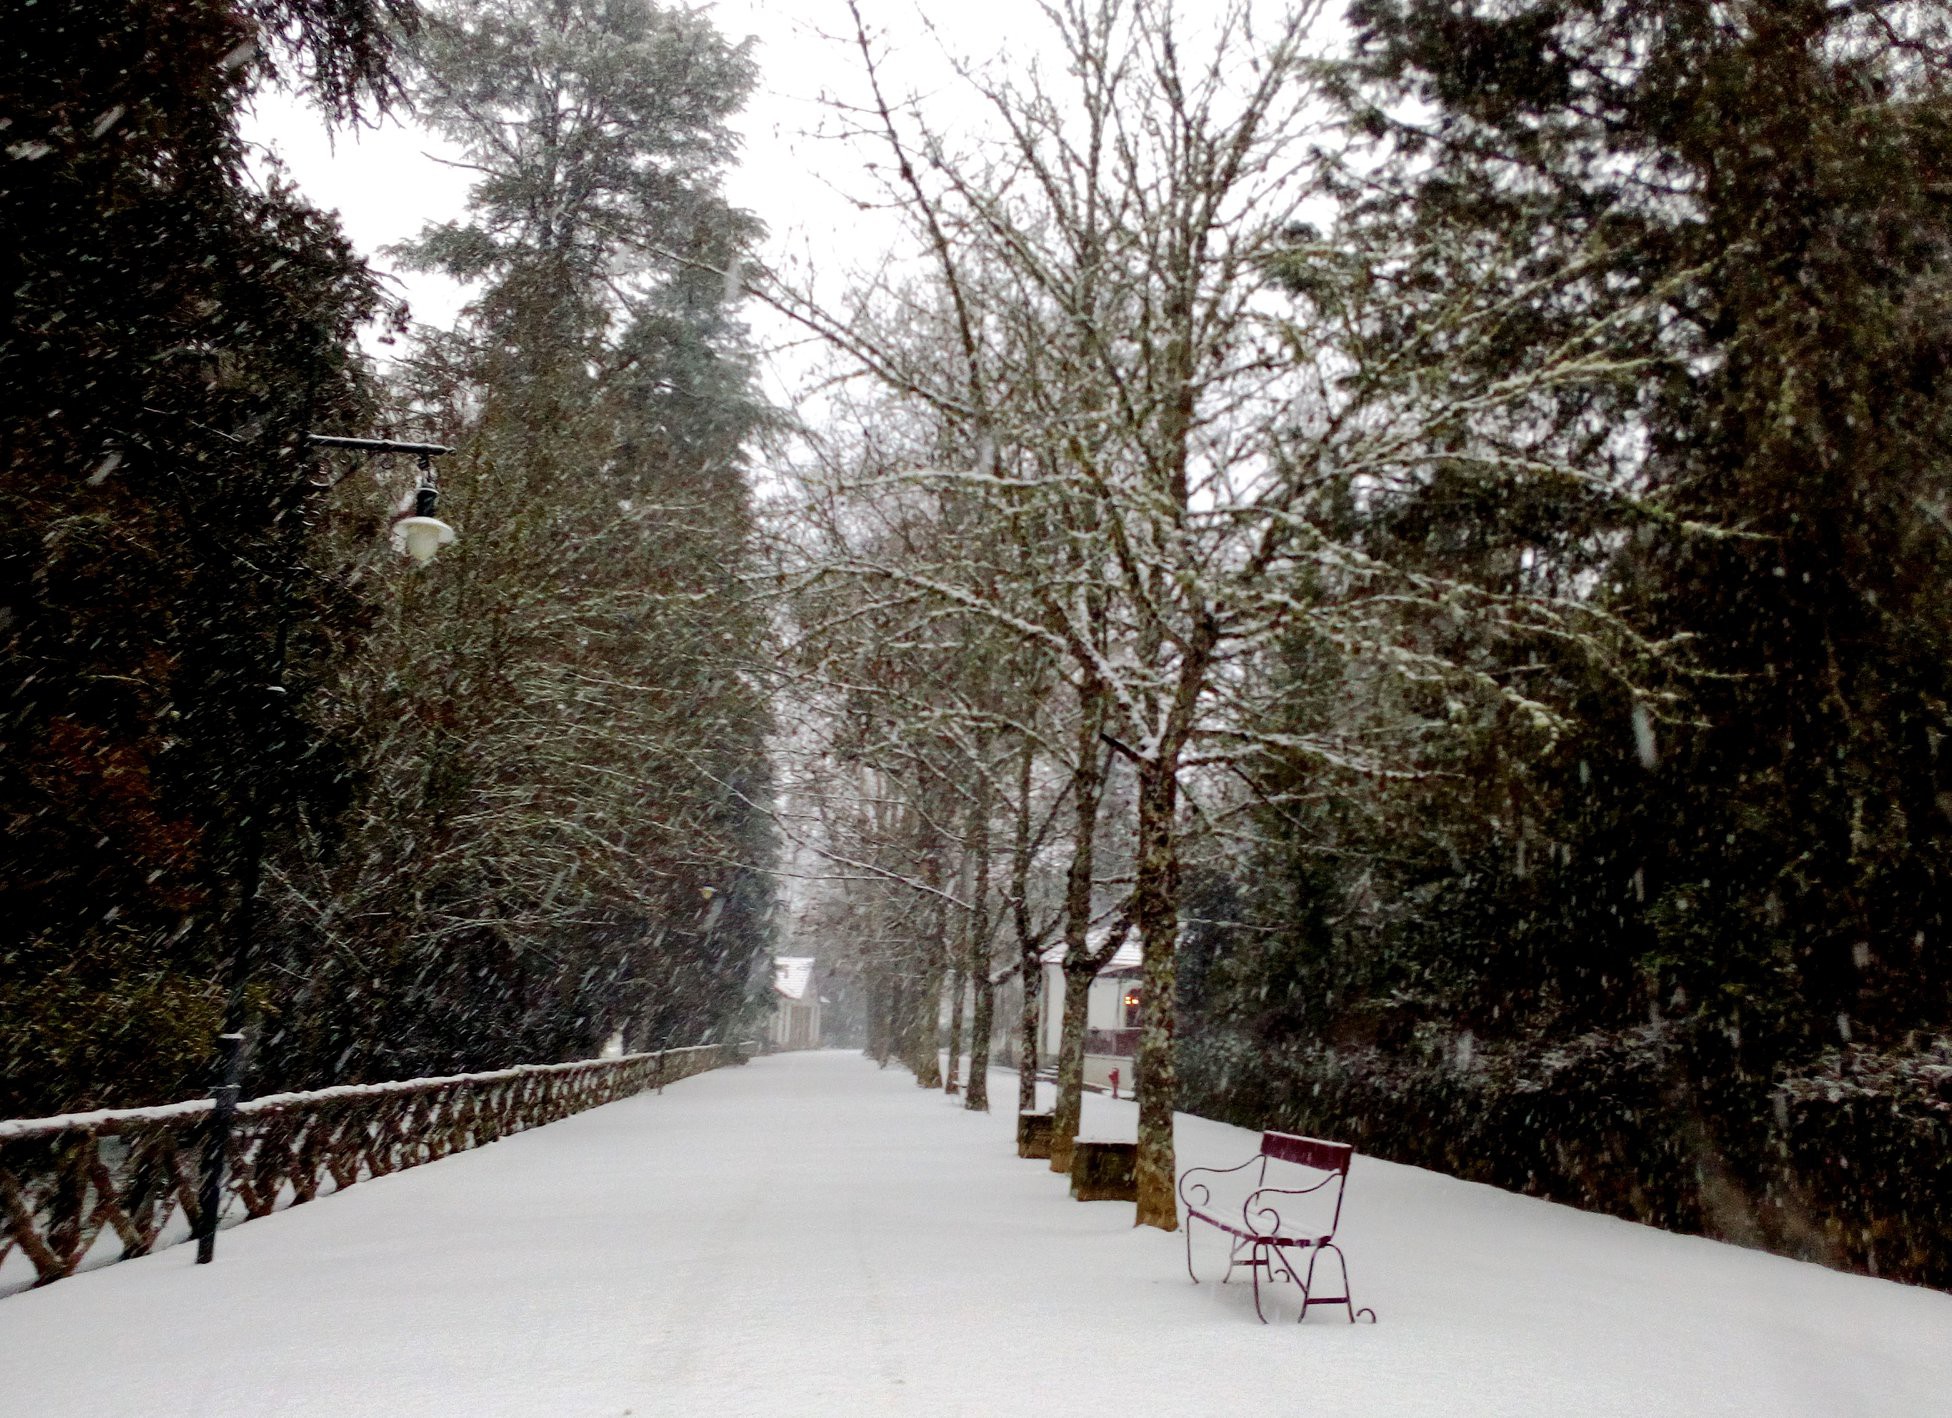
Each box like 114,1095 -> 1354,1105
0,1046 -> 726,1143
0,1044 -> 739,1294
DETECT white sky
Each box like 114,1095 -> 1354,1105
242,1 -> 1025,370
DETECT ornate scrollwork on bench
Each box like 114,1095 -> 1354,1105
1178,1130 -> 1377,1324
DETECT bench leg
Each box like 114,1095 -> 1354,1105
1296,1242 -> 1376,1324
1241,1242 -> 1378,1325
1265,1244 -> 1310,1323
1298,1244 -> 1324,1322
1221,1233 -> 1255,1285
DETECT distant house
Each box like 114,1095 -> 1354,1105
1006,927 -> 1144,1094
769,956 -> 822,1051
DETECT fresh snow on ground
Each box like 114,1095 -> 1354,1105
1,1050 -> 1944,1416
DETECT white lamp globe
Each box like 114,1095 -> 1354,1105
393,515 -> 457,565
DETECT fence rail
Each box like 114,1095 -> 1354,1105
0,1044 -> 737,1293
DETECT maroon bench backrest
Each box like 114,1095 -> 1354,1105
1261,1132 -> 1353,1174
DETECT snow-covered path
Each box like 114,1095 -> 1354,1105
1,1050 -> 1944,1417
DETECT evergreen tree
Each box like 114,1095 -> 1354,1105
0,0 -> 405,1114
1185,0 -> 1952,1283
1335,0 -> 1952,1054
246,0 -> 777,1086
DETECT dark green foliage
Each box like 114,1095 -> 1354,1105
1348,0 -> 1952,1043
234,0 -> 777,1092
1181,1027 -> 1952,1287
1203,0 -> 1952,1284
1,0 -> 774,1116
0,0 -> 400,1115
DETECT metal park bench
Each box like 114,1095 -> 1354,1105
1177,1131 -> 1377,1324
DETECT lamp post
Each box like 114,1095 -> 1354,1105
194,433 -> 455,1265
307,435 -> 458,565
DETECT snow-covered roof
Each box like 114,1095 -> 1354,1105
773,956 -> 817,1002
1038,926 -> 1142,973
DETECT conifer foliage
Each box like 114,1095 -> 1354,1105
253,0 -> 778,1087
1,0 -> 403,1114
1,0 -> 777,1115
1184,0 -> 1952,1283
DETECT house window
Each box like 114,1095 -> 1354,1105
1122,986 -> 1141,1028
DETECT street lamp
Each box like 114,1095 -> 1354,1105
194,432 -> 455,1265
393,494 -> 457,565
306,434 -> 459,568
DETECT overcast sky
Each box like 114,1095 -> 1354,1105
242,1 -> 1022,371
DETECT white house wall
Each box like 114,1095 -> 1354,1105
1037,964 -> 1138,1061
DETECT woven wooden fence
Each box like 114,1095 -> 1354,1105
0,1044 -> 737,1293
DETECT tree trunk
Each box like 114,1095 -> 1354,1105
965,955 -> 994,1110
944,962 -> 965,1095
1048,963 -> 1095,1174
1131,755 -> 1181,1231
908,963 -> 943,1087
965,754 -> 996,1112
1017,951 -> 1042,1114
1050,677 -> 1108,1172
909,876 -> 947,1087
878,974 -> 900,1068
1121,148 -> 1208,1230
1011,733 -> 1042,1115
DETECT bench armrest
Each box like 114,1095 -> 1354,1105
1241,1176 -> 1339,1239
1177,1155 -> 1259,1210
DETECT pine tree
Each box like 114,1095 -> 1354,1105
0,0 -> 403,1114
247,0 -> 778,1085
1336,0 -> 1952,1053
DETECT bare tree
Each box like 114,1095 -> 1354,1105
763,0 -> 1682,1229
